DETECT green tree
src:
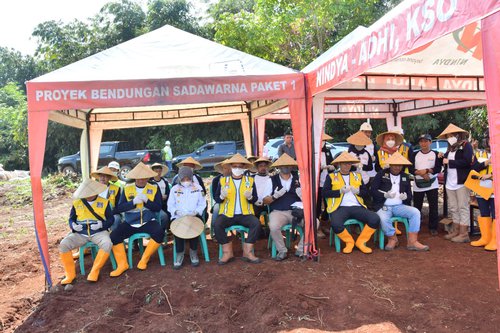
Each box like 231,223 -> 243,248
146,0 -> 205,36
0,47 -> 42,92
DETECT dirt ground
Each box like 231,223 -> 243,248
1,181 -> 500,333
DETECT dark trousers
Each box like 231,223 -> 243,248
477,197 -> 496,219
316,187 -> 328,221
214,214 -> 261,244
174,236 -> 198,252
413,188 -> 439,231
110,221 -> 165,244
329,206 -> 380,234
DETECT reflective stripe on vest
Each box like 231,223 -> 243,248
218,176 -> 255,218
326,172 -> 366,213
476,151 -> 492,175
74,196 -> 108,236
107,183 -> 120,208
124,183 -> 158,224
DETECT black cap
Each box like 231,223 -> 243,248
417,134 -> 432,142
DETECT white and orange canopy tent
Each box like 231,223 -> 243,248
26,25 -> 309,287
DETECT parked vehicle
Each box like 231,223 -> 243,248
413,139 -> 448,154
265,137 -> 349,161
326,142 -> 350,159
57,141 -> 162,180
171,141 -> 246,171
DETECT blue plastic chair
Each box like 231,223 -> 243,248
126,212 -> 166,268
79,241 -> 117,275
268,223 -> 304,258
329,219 -> 365,253
376,217 -> 410,248
218,225 -> 249,260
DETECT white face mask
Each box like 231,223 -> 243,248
181,181 -> 192,187
386,140 -> 395,148
447,136 -> 458,146
232,168 -> 245,176
354,145 -> 364,151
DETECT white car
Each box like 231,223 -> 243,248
265,137 -> 350,161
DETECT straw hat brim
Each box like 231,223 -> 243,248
437,124 -> 469,139
151,163 -> 169,177
332,151 -> 360,165
322,133 -> 333,141
222,154 -> 253,168
170,216 -> 205,239
384,152 -> 412,166
271,153 -> 298,168
91,167 -> 118,182
253,157 -> 273,166
376,131 -> 404,147
176,157 -> 203,171
73,179 -> 108,199
126,162 -> 158,179
347,131 -> 372,146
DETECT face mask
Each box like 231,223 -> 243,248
181,181 -> 191,187
355,145 -> 364,151
232,168 -> 245,176
386,140 -> 395,148
447,136 -> 458,146
280,167 -> 291,174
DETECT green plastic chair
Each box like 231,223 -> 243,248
79,241 -> 117,275
376,217 -> 410,249
268,223 -> 304,258
218,225 -> 249,260
329,219 -> 365,252
126,212 -> 166,268
172,214 -> 210,263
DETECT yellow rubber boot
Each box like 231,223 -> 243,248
87,249 -> 110,282
137,240 -> 161,270
336,229 -> 355,254
355,226 -> 376,254
60,252 -> 76,285
471,217 -> 492,247
110,244 -> 129,277
485,220 -> 497,251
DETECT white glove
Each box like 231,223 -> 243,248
356,164 -> 363,172
220,187 -> 229,200
137,193 -> 148,203
175,210 -> 186,217
244,190 -> 253,200
340,185 -> 350,194
133,197 -> 142,205
295,187 -> 302,199
384,191 -> 396,199
273,187 -> 287,199
382,163 -> 390,169
72,222 -> 83,232
255,200 -> 263,206
327,165 -> 335,171
90,221 -> 103,230
399,192 -> 408,200
351,186 -> 360,195
186,210 -> 197,216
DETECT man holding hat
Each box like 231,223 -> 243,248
91,166 -> 122,231
371,152 -> 429,251
323,152 -> 380,254
410,134 -> 443,236
168,166 -> 207,269
149,162 -> 171,229
59,179 -> 114,284
268,154 -> 305,260
213,154 -> 262,264
109,162 -> 164,276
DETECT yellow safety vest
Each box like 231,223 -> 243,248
124,183 -> 158,210
378,147 -> 409,172
73,196 -> 109,236
476,151 -> 492,175
107,183 -> 120,208
326,172 -> 366,213
219,176 -> 255,217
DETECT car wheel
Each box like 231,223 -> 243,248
61,165 -> 75,176
119,165 -> 132,181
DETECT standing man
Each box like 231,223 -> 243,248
359,122 -> 377,182
163,140 -> 173,176
278,129 -> 296,159
411,134 -> 443,236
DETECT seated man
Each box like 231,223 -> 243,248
59,179 -> 114,284
252,157 -> 273,217
322,152 -> 380,254
267,154 -> 305,260
211,159 -> 231,230
109,162 -> 163,277
168,166 -> 207,269
149,163 -> 171,229
370,152 -> 429,251
91,166 -> 122,231
213,154 -> 262,264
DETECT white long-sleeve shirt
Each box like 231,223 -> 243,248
167,183 -> 206,220
254,174 -> 272,202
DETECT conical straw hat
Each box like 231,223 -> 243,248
347,131 -> 372,146
73,179 -> 108,199
170,216 -> 205,239
91,166 -> 118,182
376,131 -> 404,147
384,152 -> 412,166
214,159 -> 228,174
246,155 -> 258,162
253,157 -> 273,166
222,153 -> 253,168
437,123 -> 468,139
271,153 -> 298,168
126,162 -> 157,179
332,151 -> 360,165
176,156 -> 202,170
322,133 -> 333,141
150,163 -> 169,177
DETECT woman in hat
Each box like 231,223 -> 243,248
109,162 -> 164,277
213,154 -> 262,264
59,179 -> 114,284
438,123 -> 474,243
371,152 -> 429,251
323,152 -> 380,254
375,130 -> 405,172
149,163 -> 171,229
91,166 -> 122,231
173,157 -> 206,195
168,166 -> 207,269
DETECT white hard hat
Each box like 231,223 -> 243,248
390,126 -> 404,135
108,161 -> 120,170
165,140 -> 171,145
359,122 -> 373,131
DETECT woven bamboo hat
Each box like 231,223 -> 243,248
347,131 -> 372,146
253,156 -> 273,166
322,133 -> 333,141
126,162 -> 157,179
332,151 -> 360,165
176,157 -> 202,170
437,123 -> 468,139
150,163 -> 169,177
73,179 -> 107,199
271,153 -> 298,168
222,153 -> 253,168
214,159 -> 228,174
384,152 -> 412,166
376,131 -> 404,147
91,166 -> 118,182
170,216 -> 205,239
